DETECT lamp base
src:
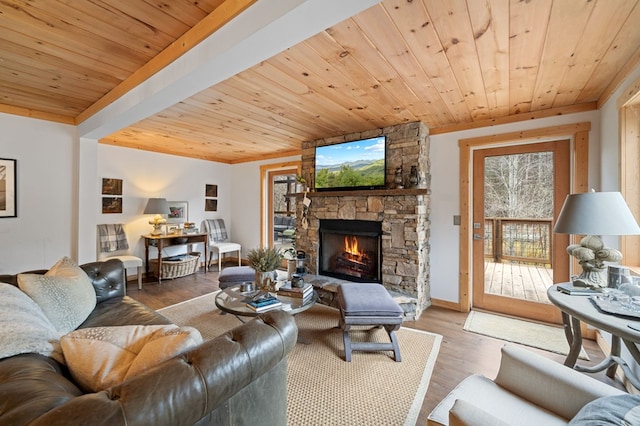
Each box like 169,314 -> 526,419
150,224 -> 164,236
572,268 -> 608,289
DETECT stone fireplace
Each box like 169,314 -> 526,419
296,122 -> 431,320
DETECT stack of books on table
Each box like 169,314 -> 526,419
277,282 -> 313,302
246,294 -> 282,312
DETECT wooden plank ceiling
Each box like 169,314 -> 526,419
2,0 -> 640,163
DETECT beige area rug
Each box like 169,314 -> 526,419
463,310 -> 589,360
159,293 -> 442,426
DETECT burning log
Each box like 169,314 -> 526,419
334,251 -> 373,274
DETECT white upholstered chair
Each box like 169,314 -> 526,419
427,344 -> 626,425
202,219 -> 241,271
97,223 -> 143,291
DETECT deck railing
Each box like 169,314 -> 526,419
483,217 -> 552,265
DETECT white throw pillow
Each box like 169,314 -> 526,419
18,257 -> 97,333
61,325 -> 203,392
0,283 -> 64,363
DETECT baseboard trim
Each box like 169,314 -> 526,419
430,298 -> 463,312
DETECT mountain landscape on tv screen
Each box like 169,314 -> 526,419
315,159 -> 385,189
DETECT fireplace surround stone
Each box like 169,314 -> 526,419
295,121 -> 430,320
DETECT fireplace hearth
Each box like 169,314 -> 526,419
319,219 -> 382,282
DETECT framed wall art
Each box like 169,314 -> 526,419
102,178 -> 123,195
167,201 -> 188,223
0,158 -> 17,218
102,197 -> 122,214
205,184 -> 218,198
205,199 -> 218,212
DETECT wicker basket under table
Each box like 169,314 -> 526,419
150,251 -> 200,279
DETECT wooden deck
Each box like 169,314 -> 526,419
484,261 -> 554,303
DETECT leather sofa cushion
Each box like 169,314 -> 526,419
80,296 -> 172,328
0,353 -> 82,425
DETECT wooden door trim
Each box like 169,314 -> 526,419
458,122 -> 590,312
259,161 -> 301,247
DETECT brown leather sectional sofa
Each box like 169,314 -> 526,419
0,259 -> 297,425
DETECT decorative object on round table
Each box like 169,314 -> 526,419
291,273 -> 304,288
565,235 -> 622,288
295,250 -> 307,275
247,246 -> 284,293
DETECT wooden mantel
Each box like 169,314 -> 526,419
302,188 -> 429,198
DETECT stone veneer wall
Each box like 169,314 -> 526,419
296,121 -> 431,319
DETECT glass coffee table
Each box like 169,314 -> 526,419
215,283 -> 318,320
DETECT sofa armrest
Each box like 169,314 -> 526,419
29,310 -> 298,426
81,259 -> 126,302
494,344 -> 625,420
449,399 -> 509,426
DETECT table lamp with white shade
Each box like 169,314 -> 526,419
554,191 -> 640,288
144,198 -> 170,235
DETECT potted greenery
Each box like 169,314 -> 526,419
247,247 -> 284,292
295,174 -> 307,193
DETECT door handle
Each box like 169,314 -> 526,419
473,234 -> 483,240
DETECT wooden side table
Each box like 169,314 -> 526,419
143,233 -> 208,283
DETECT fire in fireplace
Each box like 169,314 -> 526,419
319,219 -> 382,283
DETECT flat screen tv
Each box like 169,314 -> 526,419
314,136 -> 386,191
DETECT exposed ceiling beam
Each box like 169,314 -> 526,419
78,0 -> 381,140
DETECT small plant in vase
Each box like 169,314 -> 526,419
295,174 -> 308,193
247,247 -> 284,293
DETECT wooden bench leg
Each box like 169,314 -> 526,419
388,329 -> 401,362
340,315 -> 402,362
343,325 -> 353,362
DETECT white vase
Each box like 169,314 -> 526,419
287,259 -> 296,279
256,270 -> 278,292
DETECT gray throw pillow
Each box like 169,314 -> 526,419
0,283 -> 63,363
569,394 -> 640,425
18,257 -> 96,334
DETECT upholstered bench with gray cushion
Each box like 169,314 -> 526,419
337,283 -> 404,362
217,265 -> 255,289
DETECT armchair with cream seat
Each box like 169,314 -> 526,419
97,223 -> 143,291
202,219 -> 241,271
428,344 -> 629,426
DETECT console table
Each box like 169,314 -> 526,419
143,233 -> 208,283
547,284 -> 640,389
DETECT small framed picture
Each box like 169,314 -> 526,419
205,199 -> 218,212
167,201 -> 188,223
205,184 -> 218,198
0,158 -> 17,218
102,178 -> 123,195
102,197 -> 122,214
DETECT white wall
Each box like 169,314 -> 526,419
597,61 -> 640,379
0,113 -> 77,273
230,156 -> 301,257
600,65 -> 640,192
429,110 -> 601,303
0,110 -> 299,275
97,145 -> 232,263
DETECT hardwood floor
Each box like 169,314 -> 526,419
127,267 -> 625,425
